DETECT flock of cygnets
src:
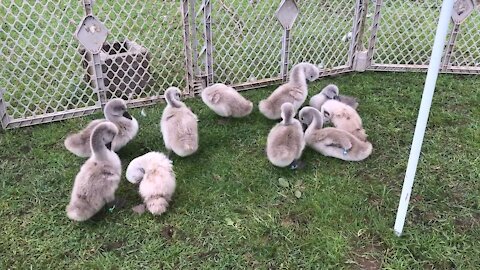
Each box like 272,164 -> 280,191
63,62 -> 372,222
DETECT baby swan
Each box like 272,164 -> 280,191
309,84 -> 359,110
161,87 -> 199,157
266,103 -> 305,168
64,98 -> 138,157
201,83 -> 253,117
259,62 -> 320,120
321,99 -> 367,141
309,84 -> 339,109
126,152 -> 176,215
299,107 -> 372,161
66,122 -> 122,221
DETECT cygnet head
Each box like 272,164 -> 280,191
305,65 -> 320,82
91,122 -> 119,151
321,84 -> 339,100
299,106 -> 323,129
164,87 -> 182,108
126,165 -> 145,184
320,106 -> 332,124
280,102 -> 295,125
104,98 -> 132,121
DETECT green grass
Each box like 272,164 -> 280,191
1,72 -> 479,269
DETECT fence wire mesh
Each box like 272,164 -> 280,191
288,0 -> 358,76
1,0 -> 479,129
1,1 -> 99,128
446,10 -> 480,72
209,0 -> 284,87
368,0 -> 443,70
91,1 -> 186,105
367,0 -> 480,73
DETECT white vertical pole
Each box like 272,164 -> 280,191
393,0 -> 454,236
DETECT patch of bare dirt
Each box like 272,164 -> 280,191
161,225 -> 175,240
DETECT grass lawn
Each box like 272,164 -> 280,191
1,72 -> 479,269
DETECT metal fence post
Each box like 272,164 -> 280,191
181,0 -> 195,96
366,0 -> 383,68
189,0 -> 200,81
0,88 -> 11,129
280,28 -> 291,82
81,0 -> 108,107
203,0 -> 214,87
350,0 -> 369,71
276,0 -> 299,82
441,23 -> 460,72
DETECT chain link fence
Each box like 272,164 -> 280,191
1,0 -> 479,129
288,0 -> 359,76
367,0 -> 480,73
1,1 -> 98,128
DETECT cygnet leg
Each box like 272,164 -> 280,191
132,204 -> 146,214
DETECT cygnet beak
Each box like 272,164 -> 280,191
333,95 -> 340,100
302,123 -> 308,131
123,111 -> 132,120
105,142 -> 112,150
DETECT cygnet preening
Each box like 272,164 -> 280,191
66,122 -> 122,221
299,106 -> 372,161
266,103 -> 305,168
201,83 -> 253,117
309,84 -> 359,110
160,87 -> 199,157
126,152 -> 176,215
309,84 -> 339,109
64,98 -> 139,157
321,99 -> 368,142
259,62 -> 320,120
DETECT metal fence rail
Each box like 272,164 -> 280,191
0,0 -> 479,129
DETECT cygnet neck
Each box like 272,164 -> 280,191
90,129 -> 111,160
166,91 -> 183,108
289,65 -> 307,86
310,108 -> 323,130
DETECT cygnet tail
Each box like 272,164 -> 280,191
66,200 -> 97,222
177,135 -> 198,157
364,141 -> 373,158
352,128 -> 368,142
272,146 -> 295,167
145,196 -> 169,215
64,134 -> 89,157
259,100 -> 276,119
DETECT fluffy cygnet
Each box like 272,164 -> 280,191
201,83 -> 253,117
66,122 -> 122,221
320,99 -> 367,141
160,87 -> 199,157
64,98 -> 138,157
266,103 -> 305,168
259,62 -> 320,120
299,106 -> 372,161
126,152 -> 176,215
